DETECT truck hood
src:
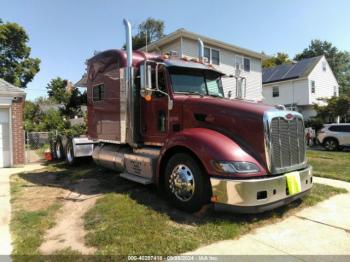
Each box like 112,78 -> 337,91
180,96 -> 277,170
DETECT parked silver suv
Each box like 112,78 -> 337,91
317,123 -> 350,151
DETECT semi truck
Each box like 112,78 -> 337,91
55,19 -> 313,213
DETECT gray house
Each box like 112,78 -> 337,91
140,28 -> 266,101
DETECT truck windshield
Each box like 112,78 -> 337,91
169,67 -> 224,97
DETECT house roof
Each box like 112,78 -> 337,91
262,56 -> 323,84
0,78 -> 26,97
139,28 -> 267,60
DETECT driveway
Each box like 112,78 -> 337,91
185,177 -> 350,258
0,164 -> 44,255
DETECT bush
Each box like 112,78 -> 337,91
305,118 -> 324,132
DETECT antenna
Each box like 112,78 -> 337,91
145,28 -> 148,52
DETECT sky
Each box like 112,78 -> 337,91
1,0 -> 350,101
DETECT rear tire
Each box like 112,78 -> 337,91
54,139 -> 64,160
323,138 -> 339,151
164,153 -> 211,213
65,140 -> 76,165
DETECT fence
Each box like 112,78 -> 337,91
25,131 -> 56,163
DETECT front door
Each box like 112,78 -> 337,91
140,67 -> 169,145
0,108 -> 11,168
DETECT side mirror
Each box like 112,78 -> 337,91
140,64 -> 153,99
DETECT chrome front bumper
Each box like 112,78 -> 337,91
210,166 -> 313,213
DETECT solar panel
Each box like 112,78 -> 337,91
262,56 -> 321,83
262,68 -> 275,83
285,57 -> 317,79
267,64 -> 294,83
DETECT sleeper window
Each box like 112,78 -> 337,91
93,84 -> 104,101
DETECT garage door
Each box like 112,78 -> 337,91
0,108 -> 11,168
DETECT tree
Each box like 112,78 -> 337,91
46,77 -> 69,104
294,40 -> 350,94
0,19 -> 40,87
24,100 -> 43,132
46,77 -> 86,118
123,18 -> 165,50
39,109 -> 68,132
262,52 -> 292,68
314,95 -> 350,122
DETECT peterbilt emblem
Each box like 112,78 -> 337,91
285,113 -> 294,121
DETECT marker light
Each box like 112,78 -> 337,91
144,95 -> 152,102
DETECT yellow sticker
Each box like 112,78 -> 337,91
286,172 -> 302,195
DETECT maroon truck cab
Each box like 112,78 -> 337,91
79,20 -> 313,213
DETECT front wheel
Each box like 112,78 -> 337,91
164,153 -> 211,212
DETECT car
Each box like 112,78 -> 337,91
317,123 -> 350,151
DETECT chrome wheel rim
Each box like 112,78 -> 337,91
55,143 -> 61,159
67,145 -> 73,163
169,164 -> 195,202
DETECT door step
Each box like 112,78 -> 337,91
133,147 -> 160,156
120,172 -> 153,185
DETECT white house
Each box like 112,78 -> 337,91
139,28 -> 266,101
262,55 -> 339,120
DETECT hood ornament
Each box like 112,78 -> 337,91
285,113 -> 295,121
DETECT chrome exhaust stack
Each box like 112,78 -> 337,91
123,19 -> 132,68
123,19 -> 138,147
198,38 -> 204,62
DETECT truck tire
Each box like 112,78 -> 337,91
164,153 -> 211,212
65,140 -> 76,165
323,138 -> 339,151
54,139 -> 64,160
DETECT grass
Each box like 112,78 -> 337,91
84,183 -> 346,256
307,149 -> 350,182
9,162 -> 117,257
10,173 -> 63,257
11,204 -> 61,256
9,154 -> 348,256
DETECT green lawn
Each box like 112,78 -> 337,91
307,149 -> 350,182
83,183 -> 346,256
10,161 -> 347,257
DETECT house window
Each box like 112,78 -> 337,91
204,47 -> 220,65
333,86 -> 337,97
322,61 -> 327,71
211,49 -> 220,65
235,55 -> 243,70
93,84 -> 104,101
272,86 -> 279,97
311,81 -> 316,93
235,56 -> 250,72
204,47 -> 210,63
243,58 -> 250,72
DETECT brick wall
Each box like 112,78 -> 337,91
11,97 -> 25,165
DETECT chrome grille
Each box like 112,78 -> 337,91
264,111 -> 306,174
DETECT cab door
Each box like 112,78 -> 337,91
140,66 -> 169,145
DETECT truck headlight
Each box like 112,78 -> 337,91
212,161 -> 260,174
